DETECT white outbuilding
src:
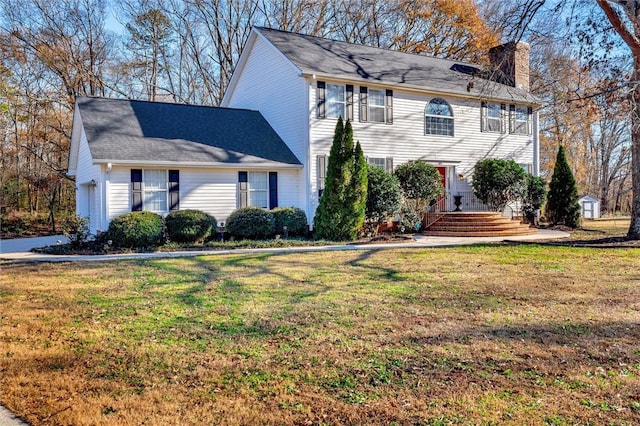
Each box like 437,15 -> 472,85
578,195 -> 601,219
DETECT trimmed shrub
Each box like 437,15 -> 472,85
226,207 -> 275,240
365,165 -> 402,234
107,211 -> 164,248
394,160 -> 444,231
271,207 -> 308,236
165,209 -> 217,243
472,158 -> 527,211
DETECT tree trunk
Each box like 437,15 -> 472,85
630,58 -> 640,238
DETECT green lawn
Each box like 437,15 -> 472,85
1,243 -> 639,425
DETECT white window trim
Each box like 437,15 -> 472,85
248,171 -> 269,209
326,83 -> 346,119
143,169 -> 168,213
368,88 -> 386,123
486,103 -> 502,133
425,98 -> 454,137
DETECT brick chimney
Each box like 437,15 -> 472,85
489,41 -> 530,92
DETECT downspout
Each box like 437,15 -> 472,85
533,109 -> 540,177
305,77 -> 313,229
103,163 -> 111,233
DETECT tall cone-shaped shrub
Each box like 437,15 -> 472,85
314,119 -> 367,240
546,145 -> 581,228
349,141 -> 368,233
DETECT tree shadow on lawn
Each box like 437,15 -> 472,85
397,319 -> 640,367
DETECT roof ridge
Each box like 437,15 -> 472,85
254,26 -> 481,68
76,96 -> 259,113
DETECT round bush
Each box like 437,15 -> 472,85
107,211 -> 164,248
165,209 -> 217,243
271,207 -> 308,236
225,207 -> 275,240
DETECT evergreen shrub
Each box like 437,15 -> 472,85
226,207 -> 275,240
107,211 -> 164,248
165,209 -> 217,243
271,207 -> 308,236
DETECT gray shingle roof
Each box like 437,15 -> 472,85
255,27 -> 539,105
76,97 -> 302,167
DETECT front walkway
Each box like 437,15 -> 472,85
0,229 -> 569,263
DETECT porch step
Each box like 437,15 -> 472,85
423,212 -> 536,237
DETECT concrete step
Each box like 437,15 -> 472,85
424,212 -> 535,237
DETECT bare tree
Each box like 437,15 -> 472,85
595,0 -> 640,238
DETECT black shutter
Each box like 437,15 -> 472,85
269,172 -> 278,209
500,104 -> 507,133
527,106 -> 533,135
480,101 -> 487,132
317,81 -> 326,119
509,104 -> 516,134
359,86 -> 368,122
385,89 -> 393,124
131,169 -> 143,211
169,170 -> 179,211
317,155 -> 327,198
346,85 -> 354,121
238,171 -> 248,208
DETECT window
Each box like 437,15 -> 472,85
327,83 -> 346,119
367,157 -> 393,172
368,89 -> 385,123
359,87 -> 393,124
425,98 -> 454,136
518,163 -> 532,174
481,102 -> 504,133
317,155 -> 327,197
510,105 -> 531,135
248,172 -> 268,208
144,170 -> 168,212
131,169 -> 179,213
238,171 -> 278,209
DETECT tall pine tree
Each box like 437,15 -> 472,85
314,119 -> 367,240
546,145 -> 581,228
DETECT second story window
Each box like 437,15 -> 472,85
510,105 -> 532,135
425,98 -> 454,136
481,102 -> 506,133
368,89 -> 386,123
326,84 -> 346,119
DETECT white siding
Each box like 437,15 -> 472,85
106,167 -> 305,227
107,167 -> 131,222
308,82 -> 535,215
74,128 -> 102,233
224,34 -> 309,213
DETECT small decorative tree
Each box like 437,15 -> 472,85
394,160 -> 444,231
546,145 -> 581,228
472,159 -> 527,211
521,175 -> 547,224
313,119 -> 368,240
364,165 -> 402,235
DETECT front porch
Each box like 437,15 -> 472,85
423,192 -> 535,237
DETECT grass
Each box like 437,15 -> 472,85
1,225 -> 640,424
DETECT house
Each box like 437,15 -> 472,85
222,27 -> 540,221
68,98 -> 302,234
69,27 -> 540,234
